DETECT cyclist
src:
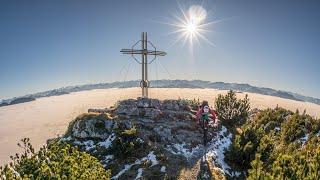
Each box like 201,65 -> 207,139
195,101 -> 217,126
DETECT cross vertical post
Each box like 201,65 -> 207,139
121,32 -> 166,98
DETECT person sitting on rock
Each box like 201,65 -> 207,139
195,101 -> 217,127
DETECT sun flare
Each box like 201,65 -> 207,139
163,4 -> 218,49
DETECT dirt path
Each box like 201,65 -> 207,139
177,159 -> 202,180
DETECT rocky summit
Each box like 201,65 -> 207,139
61,98 -> 241,179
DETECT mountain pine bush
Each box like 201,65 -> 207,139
215,90 -> 250,128
225,106 -> 320,179
109,125 -> 144,159
0,138 -> 111,179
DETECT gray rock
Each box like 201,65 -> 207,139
72,118 -> 112,139
177,100 -> 191,111
137,97 -> 150,108
154,126 -> 173,141
136,118 -> 155,124
144,108 -> 162,119
150,99 -> 161,109
174,129 -> 202,144
136,98 -> 162,109
104,120 -> 114,130
162,110 -> 194,120
115,104 -> 139,116
162,100 -> 180,111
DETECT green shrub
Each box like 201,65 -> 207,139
0,138 -> 111,179
281,111 -> 314,144
214,90 -> 250,127
110,126 -> 142,159
227,106 -> 320,179
248,145 -> 320,179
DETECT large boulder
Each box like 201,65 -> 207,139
162,110 -> 195,120
137,98 -> 162,109
162,99 -> 191,111
115,99 -> 139,116
137,97 -> 150,108
70,114 -> 113,139
144,108 -> 162,119
154,126 -> 173,141
150,99 -> 162,109
162,100 -> 180,111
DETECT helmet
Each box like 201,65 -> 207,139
201,100 -> 208,107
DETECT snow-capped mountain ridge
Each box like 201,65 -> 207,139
1,80 -> 319,107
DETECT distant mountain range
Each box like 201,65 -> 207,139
1,80 -> 319,107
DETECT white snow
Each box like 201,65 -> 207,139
164,126 -> 242,176
164,126 -> 242,177
160,166 -> 166,173
144,151 -> 159,167
205,126 -> 232,174
101,155 -> 114,167
274,127 -> 281,131
233,171 -> 241,177
205,126 -> 242,177
73,140 -> 95,151
98,133 -> 115,148
166,142 -> 201,160
135,168 -> 144,180
83,140 -> 95,151
112,163 -> 136,179
111,151 -> 159,179
300,134 -> 309,145
136,137 -> 144,143
11,166 -> 20,178
60,136 -> 72,141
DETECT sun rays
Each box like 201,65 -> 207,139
163,2 -> 219,50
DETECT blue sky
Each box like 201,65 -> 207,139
0,0 -> 319,100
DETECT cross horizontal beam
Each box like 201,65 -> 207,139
120,49 -> 167,56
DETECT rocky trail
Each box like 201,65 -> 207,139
60,98 -> 241,179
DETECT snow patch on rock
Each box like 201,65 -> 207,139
145,151 -> 159,167
111,163 -> 136,179
101,155 -> 114,167
166,142 -> 201,160
83,140 -> 95,151
300,134 -> 309,145
160,166 -> 166,173
60,136 -> 72,141
111,151 -> 159,179
98,133 -> 115,148
205,126 -> 241,177
73,140 -> 95,151
135,168 -> 144,180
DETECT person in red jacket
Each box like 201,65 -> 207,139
196,100 -> 217,127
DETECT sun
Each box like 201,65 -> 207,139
186,21 -> 197,34
155,2 -> 225,50
174,4 -> 211,47
157,3 -> 222,50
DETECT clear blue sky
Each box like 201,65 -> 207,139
1,0 -> 319,100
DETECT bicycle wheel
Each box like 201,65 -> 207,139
204,128 -> 207,147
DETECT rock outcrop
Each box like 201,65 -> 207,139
62,98 -> 240,179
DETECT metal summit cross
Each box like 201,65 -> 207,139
120,32 -> 167,98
